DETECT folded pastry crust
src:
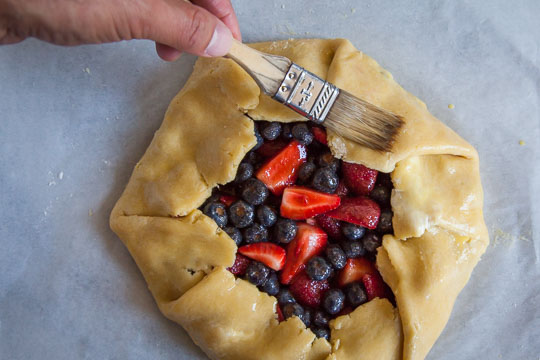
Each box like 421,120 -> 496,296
110,38 -> 488,360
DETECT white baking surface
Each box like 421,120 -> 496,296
1,1 -> 539,359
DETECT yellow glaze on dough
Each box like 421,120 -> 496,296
110,38 -> 488,360
378,228 -> 487,360
112,59 -> 260,217
391,154 -> 486,240
110,211 -> 236,303
327,298 -> 403,360
161,268 -> 330,360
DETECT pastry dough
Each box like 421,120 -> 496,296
110,39 -> 488,360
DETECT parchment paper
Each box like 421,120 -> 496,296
1,0 -> 539,359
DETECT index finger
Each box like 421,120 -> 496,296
192,0 -> 242,41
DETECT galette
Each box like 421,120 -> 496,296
110,38 -> 488,360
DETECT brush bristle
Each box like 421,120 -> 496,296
324,91 -> 404,152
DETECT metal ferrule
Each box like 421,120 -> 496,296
273,63 -> 340,124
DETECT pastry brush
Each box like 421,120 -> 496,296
226,40 -> 403,152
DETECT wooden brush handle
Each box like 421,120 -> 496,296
227,39 -> 291,96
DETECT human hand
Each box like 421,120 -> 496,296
0,0 -> 241,61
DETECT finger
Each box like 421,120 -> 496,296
143,0 -> 232,57
191,0 -> 242,41
155,42 -> 182,61
0,33 -> 25,45
0,24 -> 26,45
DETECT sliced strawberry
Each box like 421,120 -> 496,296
227,254 -> 251,276
256,139 -> 288,158
362,273 -> 388,301
337,257 -> 378,287
335,181 -> 350,197
342,162 -> 378,195
280,223 -> 328,284
311,126 -> 328,145
315,213 -> 342,240
256,140 -> 307,195
289,271 -> 330,308
280,186 -> 341,220
276,304 -> 284,322
219,194 -> 238,207
326,196 -> 381,229
238,243 -> 286,271
306,217 -> 317,226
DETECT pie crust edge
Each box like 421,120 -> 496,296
110,38 -> 489,360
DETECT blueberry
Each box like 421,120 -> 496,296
362,231 -> 382,252
341,241 -> 365,258
203,202 -> 228,228
302,308 -> 312,327
274,218 -> 298,244
224,227 -> 242,246
313,310 -> 330,328
228,200 -> 254,228
376,172 -> 393,188
281,123 -> 293,139
326,266 -> 336,282
312,167 -> 339,193
308,140 -> 326,155
292,123 -> 314,145
317,152 -> 340,173
325,244 -> 347,270
202,193 -> 220,208
323,289 -> 345,315
262,272 -> 280,296
235,162 -> 253,183
306,257 -> 332,281
244,151 -> 261,166
342,223 -> 366,241
243,223 -> 268,244
277,288 -> 296,305
241,178 -> 269,205
297,161 -> 317,184
257,205 -> 277,227
311,327 -> 330,340
370,184 -> 391,207
282,303 -> 304,320
246,262 -> 270,286
261,122 -> 282,140
253,123 -> 264,150
376,209 -> 393,234
346,282 -> 368,307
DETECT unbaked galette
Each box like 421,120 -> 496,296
110,38 -> 488,360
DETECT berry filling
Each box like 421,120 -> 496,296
200,121 -> 395,340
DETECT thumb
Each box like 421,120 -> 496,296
147,0 -> 232,57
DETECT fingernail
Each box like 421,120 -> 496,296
204,21 -> 232,57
